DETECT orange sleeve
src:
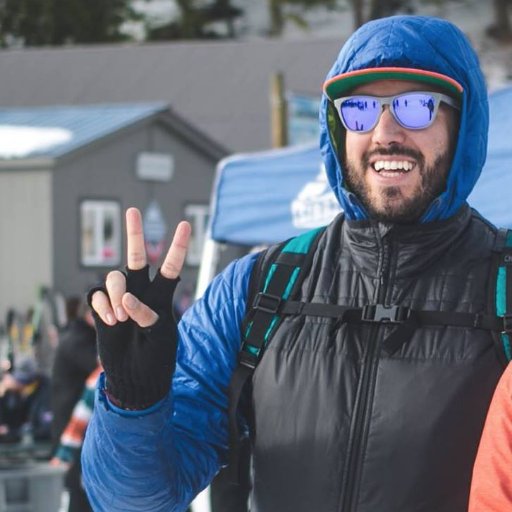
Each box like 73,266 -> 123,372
469,363 -> 512,511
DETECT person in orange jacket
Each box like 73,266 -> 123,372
469,362 -> 512,511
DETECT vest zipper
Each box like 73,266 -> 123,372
339,235 -> 392,512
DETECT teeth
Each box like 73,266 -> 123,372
373,160 -> 413,172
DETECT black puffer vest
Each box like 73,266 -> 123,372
248,206 -> 503,512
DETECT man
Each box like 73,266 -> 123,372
51,298 -> 97,512
52,364 -> 103,468
0,355 -> 52,443
82,15 -> 504,512
51,298 -> 97,447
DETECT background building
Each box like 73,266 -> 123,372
0,103 -> 225,319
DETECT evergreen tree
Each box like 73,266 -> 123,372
146,0 -> 243,41
268,0 -> 338,36
488,0 -> 512,42
0,0 -> 140,47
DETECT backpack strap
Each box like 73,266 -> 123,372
227,226 -> 512,480
227,226 -> 326,482
489,228 -> 512,366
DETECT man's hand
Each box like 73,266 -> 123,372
89,207 -> 191,409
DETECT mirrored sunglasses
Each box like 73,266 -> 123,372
333,91 -> 460,133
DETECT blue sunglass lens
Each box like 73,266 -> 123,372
392,93 -> 437,129
340,96 -> 381,132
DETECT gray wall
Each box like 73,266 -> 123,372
52,115 -> 217,304
0,39 -> 341,153
0,168 -> 52,320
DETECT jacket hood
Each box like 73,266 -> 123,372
319,15 -> 489,222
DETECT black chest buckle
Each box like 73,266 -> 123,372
362,304 -> 410,323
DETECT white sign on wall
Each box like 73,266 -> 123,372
136,152 -> 174,181
143,200 -> 168,264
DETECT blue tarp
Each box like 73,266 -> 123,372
468,86 -> 512,227
209,144 -> 340,245
209,86 -> 512,246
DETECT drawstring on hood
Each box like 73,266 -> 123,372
319,15 -> 489,222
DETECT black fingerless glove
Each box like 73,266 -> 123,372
88,266 -> 179,410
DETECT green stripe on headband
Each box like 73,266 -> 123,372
324,68 -> 463,101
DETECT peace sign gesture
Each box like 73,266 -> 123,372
91,208 -> 191,328
89,207 -> 191,410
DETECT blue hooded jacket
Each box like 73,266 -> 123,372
320,15 -> 489,222
82,15 -> 490,512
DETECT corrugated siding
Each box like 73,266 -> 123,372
0,169 -> 52,319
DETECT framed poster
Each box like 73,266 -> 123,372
80,200 -> 121,267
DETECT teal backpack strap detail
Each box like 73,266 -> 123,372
240,226 -> 325,361
282,227 -> 325,254
228,226 -> 326,482
490,228 -> 512,365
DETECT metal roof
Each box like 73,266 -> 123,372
0,102 -> 168,160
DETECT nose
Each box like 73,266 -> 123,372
371,106 -> 406,145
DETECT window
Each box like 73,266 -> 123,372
80,200 -> 121,267
184,204 -> 209,266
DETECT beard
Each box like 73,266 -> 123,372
343,145 -> 452,224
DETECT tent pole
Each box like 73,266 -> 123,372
270,72 -> 288,148
195,236 -> 221,299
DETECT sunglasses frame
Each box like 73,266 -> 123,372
333,91 -> 460,133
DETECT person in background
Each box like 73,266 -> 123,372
51,364 -> 102,512
83,15 -> 504,512
51,297 -> 97,512
0,355 -> 52,443
469,362 -> 512,510
51,296 -> 97,449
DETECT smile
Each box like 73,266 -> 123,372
372,160 -> 415,172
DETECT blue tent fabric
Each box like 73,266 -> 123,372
468,86 -> 512,227
209,144 -> 340,245
209,85 -> 512,246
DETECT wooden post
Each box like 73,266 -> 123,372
270,72 -> 288,148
